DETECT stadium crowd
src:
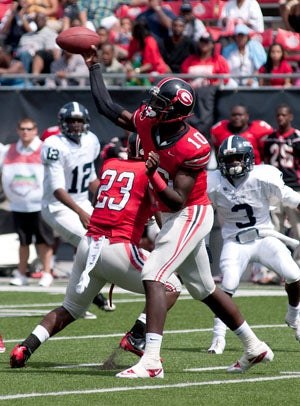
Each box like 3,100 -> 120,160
0,0 -> 299,87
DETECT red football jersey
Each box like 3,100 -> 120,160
132,105 -> 211,211
87,158 -> 153,245
211,120 -> 274,164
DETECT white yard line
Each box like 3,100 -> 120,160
0,375 -> 299,401
1,324 -> 289,345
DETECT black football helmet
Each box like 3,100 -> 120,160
127,132 -> 144,159
144,77 -> 195,123
218,135 -> 254,178
58,101 -> 90,143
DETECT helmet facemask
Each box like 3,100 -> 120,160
219,153 -> 251,178
61,118 -> 87,144
218,135 -> 254,179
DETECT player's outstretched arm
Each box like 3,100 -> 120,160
82,47 -> 135,132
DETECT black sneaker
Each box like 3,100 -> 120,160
93,293 -> 116,311
10,344 -> 32,368
119,332 -> 145,357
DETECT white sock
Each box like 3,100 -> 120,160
141,333 -> 162,368
287,303 -> 300,321
233,321 -> 261,351
50,255 -> 57,269
137,313 -> 146,325
212,317 -> 227,339
32,325 -> 50,344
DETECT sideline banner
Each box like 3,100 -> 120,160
1,88 -> 300,145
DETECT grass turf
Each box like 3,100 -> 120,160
0,284 -> 300,405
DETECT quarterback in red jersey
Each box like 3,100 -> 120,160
211,104 -> 273,164
70,49 -> 274,378
10,133 -> 182,369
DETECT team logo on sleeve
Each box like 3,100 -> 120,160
177,89 -> 193,106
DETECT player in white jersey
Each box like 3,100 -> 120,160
41,101 -> 114,315
41,102 -> 100,246
207,135 -> 300,354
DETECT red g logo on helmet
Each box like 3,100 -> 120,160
177,89 -> 193,106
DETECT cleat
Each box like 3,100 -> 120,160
10,344 -> 32,368
227,341 -> 274,373
285,316 -> 300,341
116,361 -> 164,378
82,311 -> 97,319
10,271 -> 28,286
207,337 -> 226,354
39,272 -> 54,287
0,334 -> 6,353
93,293 -> 116,312
119,332 -> 145,357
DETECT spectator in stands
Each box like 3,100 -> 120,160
99,42 -> 126,86
181,32 -> 231,88
26,0 -> 61,32
77,0 -> 145,32
110,16 -> 133,53
61,0 -> 80,31
126,20 -> 170,82
0,45 -> 26,87
218,0 -> 264,33
222,24 -> 266,87
0,0 -> 36,54
136,0 -> 175,41
96,25 -> 127,62
159,17 -> 196,73
1,117 -> 55,287
47,50 -> 88,87
15,12 -> 60,74
280,0 -> 300,32
288,0 -> 300,32
259,43 -> 293,87
179,1 -> 207,42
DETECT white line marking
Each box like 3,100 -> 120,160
184,366 -> 227,371
2,324 -> 290,344
53,363 -> 103,369
0,375 -> 299,401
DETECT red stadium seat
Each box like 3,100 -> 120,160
115,1 -> 225,22
251,28 -> 274,47
0,0 -> 12,22
274,28 -> 300,51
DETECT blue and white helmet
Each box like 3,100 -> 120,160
58,101 -> 90,143
218,135 -> 254,178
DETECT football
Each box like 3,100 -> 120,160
56,26 -> 101,54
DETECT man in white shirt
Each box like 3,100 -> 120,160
218,0 -> 264,33
1,117 -> 55,287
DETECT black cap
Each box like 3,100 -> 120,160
180,2 -> 192,12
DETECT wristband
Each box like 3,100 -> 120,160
149,172 -> 167,193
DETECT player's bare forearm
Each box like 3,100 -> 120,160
146,151 -> 195,212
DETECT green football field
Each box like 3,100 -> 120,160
0,281 -> 300,405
